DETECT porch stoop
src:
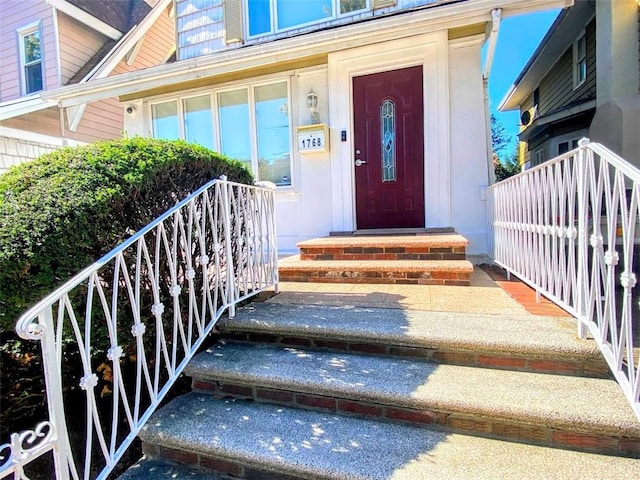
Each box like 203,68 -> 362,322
278,234 -> 474,285
122,296 -> 640,480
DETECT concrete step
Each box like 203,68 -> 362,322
296,234 -> 468,261
118,458 -> 234,480
218,303 -> 610,377
138,393 -> 640,480
278,256 -> 473,286
186,342 -> 640,456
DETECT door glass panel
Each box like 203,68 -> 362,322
381,99 -> 396,182
277,0 -> 332,30
152,101 -> 179,140
184,95 -> 213,149
255,82 -> 291,186
218,89 -> 252,170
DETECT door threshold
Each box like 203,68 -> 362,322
330,227 -> 455,237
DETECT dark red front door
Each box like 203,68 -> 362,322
353,66 -> 425,229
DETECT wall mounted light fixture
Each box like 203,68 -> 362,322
306,89 -> 320,124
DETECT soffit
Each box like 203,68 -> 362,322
499,1 -> 594,111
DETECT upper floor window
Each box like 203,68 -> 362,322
573,31 -> 587,89
247,0 -> 367,37
18,23 -> 43,94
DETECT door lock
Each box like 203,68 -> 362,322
355,159 -> 367,167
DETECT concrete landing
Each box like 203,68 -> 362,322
139,394 -> 640,480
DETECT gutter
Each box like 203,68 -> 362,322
483,9 -> 502,185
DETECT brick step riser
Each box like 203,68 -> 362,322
217,334 -> 611,378
189,379 -> 639,458
299,245 -> 466,262
278,269 -> 472,286
141,442 -> 306,480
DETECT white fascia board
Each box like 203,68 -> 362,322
43,0 -> 570,108
0,96 -> 57,121
46,0 -> 123,40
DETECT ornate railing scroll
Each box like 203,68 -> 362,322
488,139 -> 640,420
1,177 -> 278,479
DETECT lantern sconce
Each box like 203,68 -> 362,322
306,89 -> 320,124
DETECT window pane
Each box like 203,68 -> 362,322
23,31 -> 41,63
381,100 -> 396,182
218,89 -> 252,170
248,0 -> 271,36
184,95 -> 213,149
340,0 -> 366,14
277,0 -> 332,30
25,63 -> 42,94
577,35 -> 586,59
152,101 -> 179,140
255,82 -> 291,186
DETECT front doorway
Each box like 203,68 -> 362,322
352,65 -> 425,229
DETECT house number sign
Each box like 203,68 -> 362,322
296,124 -> 329,153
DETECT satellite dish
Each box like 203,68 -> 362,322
520,110 -> 531,126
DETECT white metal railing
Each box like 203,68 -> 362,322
488,139 -> 640,420
0,177 -> 278,479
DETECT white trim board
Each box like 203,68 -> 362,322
327,30 -> 450,232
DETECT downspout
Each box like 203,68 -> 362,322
483,8 -> 502,186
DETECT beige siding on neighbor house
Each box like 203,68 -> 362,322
537,19 -> 596,117
112,9 -> 175,75
57,11 -> 108,84
0,0 -> 58,101
1,107 -> 61,137
69,99 -> 124,143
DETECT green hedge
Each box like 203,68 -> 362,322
0,137 -> 253,330
1,137 -> 253,442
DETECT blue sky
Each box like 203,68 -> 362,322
486,8 -> 560,152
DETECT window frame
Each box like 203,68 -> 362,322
17,21 -> 44,95
245,0 -> 370,39
148,78 -> 294,189
572,30 -> 587,89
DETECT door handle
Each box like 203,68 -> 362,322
355,159 -> 367,167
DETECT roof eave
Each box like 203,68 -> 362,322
43,0 -> 571,108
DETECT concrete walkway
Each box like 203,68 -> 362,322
267,264 -> 571,318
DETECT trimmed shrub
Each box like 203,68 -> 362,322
0,137 -> 253,438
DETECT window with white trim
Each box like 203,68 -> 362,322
532,148 -> 545,166
150,80 -> 292,187
247,0 -> 368,37
18,23 -> 43,95
558,139 -> 579,156
573,31 -> 587,88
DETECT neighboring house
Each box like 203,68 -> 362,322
500,0 -> 640,169
0,0 -> 176,171
37,0 -> 570,256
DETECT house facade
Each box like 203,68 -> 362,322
500,0 -> 640,169
40,0 -> 569,256
0,0 -> 176,171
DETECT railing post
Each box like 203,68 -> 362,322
39,306 -> 72,480
220,176 -> 237,318
576,138 -> 590,338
